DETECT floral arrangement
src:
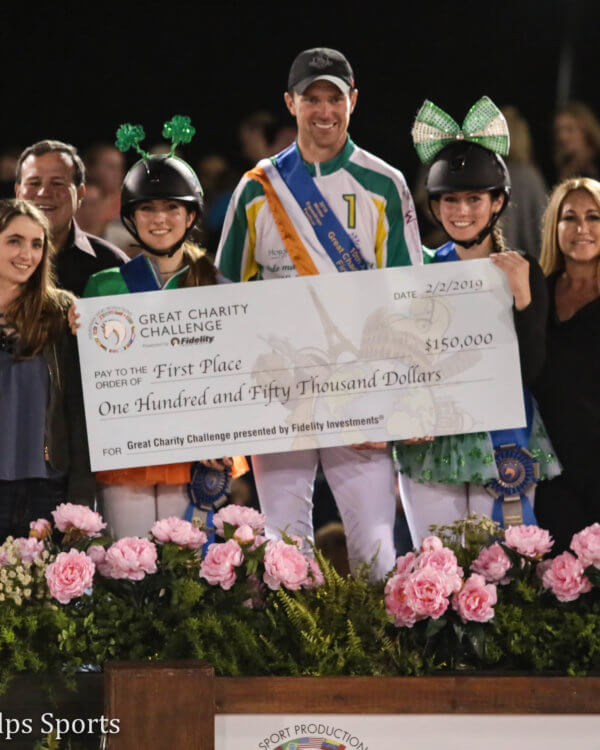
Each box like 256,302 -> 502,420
0,503 -> 326,691
26,503 -> 322,605
2,507 -> 600,694
379,517 -> 600,674
385,536 -> 497,628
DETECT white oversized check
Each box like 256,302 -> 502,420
76,260 -> 526,471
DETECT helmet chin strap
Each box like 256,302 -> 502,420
136,236 -> 186,258
122,215 -> 190,258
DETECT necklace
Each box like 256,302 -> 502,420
0,312 -> 16,353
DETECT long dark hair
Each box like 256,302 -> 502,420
2,199 -> 67,358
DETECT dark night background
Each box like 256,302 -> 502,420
2,0 -> 598,186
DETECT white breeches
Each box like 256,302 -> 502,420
252,446 -> 397,580
99,483 -> 189,539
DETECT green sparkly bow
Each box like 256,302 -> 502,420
115,123 -> 149,157
162,115 -> 196,156
412,96 -> 510,164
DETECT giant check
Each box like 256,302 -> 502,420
76,260 -> 526,471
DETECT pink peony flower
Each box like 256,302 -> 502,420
403,566 -> 450,620
87,545 -> 106,564
385,574 -> 418,628
151,517 -> 207,549
86,545 -> 112,576
14,537 -> 45,564
394,551 -> 417,578
452,573 -> 498,623
263,540 -> 310,591
104,538 -> 158,581
212,505 -> 265,536
541,552 -> 592,602
305,558 -> 325,588
421,536 -> 444,553
52,503 -> 106,537
471,542 -> 512,584
29,518 -> 52,540
570,524 -> 600,569
415,547 -> 463,596
504,525 -> 553,558
233,524 -> 256,545
45,550 -> 95,604
200,539 -> 244,590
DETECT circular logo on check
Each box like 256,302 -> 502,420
90,307 -> 136,353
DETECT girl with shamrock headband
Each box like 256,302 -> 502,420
395,97 -> 560,546
73,117 -> 247,539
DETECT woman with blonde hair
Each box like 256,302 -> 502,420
0,199 -> 93,539
534,177 -> 600,550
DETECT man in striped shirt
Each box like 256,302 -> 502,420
216,48 -> 422,579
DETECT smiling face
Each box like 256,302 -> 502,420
435,190 -> 504,246
132,199 -> 195,254
0,215 -> 45,288
557,188 -> 600,264
16,151 -> 84,242
284,80 -> 357,162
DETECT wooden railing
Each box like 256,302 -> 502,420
2,664 -> 600,749
104,663 -> 600,749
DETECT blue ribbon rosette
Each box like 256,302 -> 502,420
485,443 -> 539,526
185,463 -> 232,549
485,392 -> 539,527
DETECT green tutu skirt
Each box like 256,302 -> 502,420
394,406 -> 561,485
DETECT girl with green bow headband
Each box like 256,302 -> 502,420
394,96 -> 560,545
413,95 -> 511,249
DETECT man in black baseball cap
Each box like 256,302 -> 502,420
216,46 -> 421,581
283,47 -> 358,164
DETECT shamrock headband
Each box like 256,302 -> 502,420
411,96 -> 509,164
114,115 -> 196,158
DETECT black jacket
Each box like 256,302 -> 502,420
54,222 -> 128,297
43,319 -> 95,504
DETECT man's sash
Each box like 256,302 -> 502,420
246,143 -> 368,276
246,163 -> 319,276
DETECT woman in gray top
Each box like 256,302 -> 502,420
0,199 -> 94,540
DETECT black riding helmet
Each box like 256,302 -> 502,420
120,155 -> 204,257
427,141 -> 511,248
